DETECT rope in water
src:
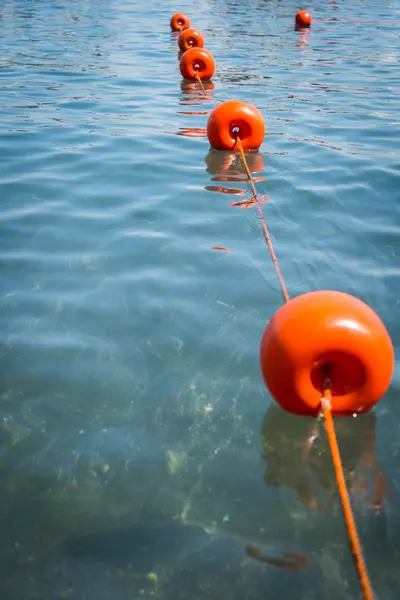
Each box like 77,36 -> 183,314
191,53 -> 376,600
192,73 -> 289,304
194,70 -> 207,94
235,136 -> 290,304
235,135 -> 375,600
321,386 -> 375,600
189,31 -> 377,600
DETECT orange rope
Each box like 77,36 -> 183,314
194,70 -> 207,95
235,134 -> 374,599
236,136 -> 290,304
321,386 -> 375,600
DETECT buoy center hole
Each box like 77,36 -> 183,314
230,119 -> 251,141
311,352 -> 366,397
193,59 -> 205,72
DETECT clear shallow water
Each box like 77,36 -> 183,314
0,0 -> 399,598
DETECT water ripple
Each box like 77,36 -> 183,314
0,0 -> 399,597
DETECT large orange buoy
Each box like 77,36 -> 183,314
179,47 -> 215,81
178,28 -> 205,52
260,291 -> 394,417
207,100 -> 265,151
295,10 -> 312,29
170,13 -> 191,32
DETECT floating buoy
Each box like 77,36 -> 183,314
178,28 -> 205,52
260,290 -> 394,417
295,10 -> 312,29
179,47 -> 215,81
207,100 -> 265,151
170,13 -> 190,32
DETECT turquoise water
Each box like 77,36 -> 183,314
1,0 -> 399,597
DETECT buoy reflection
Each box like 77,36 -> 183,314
205,148 -> 265,183
261,403 -> 395,515
178,80 -> 215,112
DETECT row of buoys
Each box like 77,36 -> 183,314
169,14 -> 394,597
170,10 -> 313,32
172,18 -> 266,152
169,12 -> 394,418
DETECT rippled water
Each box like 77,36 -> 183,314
1,0 -> 399,598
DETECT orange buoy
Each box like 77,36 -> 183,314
170,13 -> 190,32
260,291 -> 394,417
179,47 -> 215,81
295,10 -> 312,29
207,100 -> 265,151
178,28 -> 205,52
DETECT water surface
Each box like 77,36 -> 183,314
0,0 -> 399,598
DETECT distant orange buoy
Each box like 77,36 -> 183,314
179,47 -> 215,81
207,100 -> 265,151
295,10 -> 312,29
170,13 -> 191,32
260,291 -> 394,417
178,28 -> 205,52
